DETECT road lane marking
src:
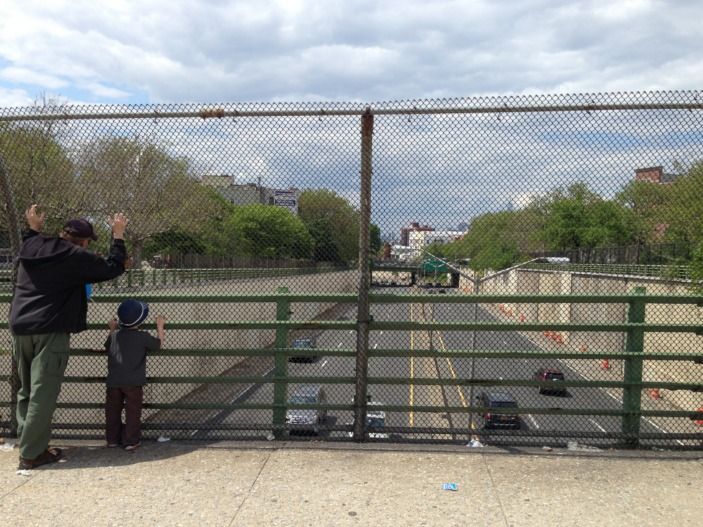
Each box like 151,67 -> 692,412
348,330 -> 353,334
320,360 -> 328,368
437,332 -> 468,408
337,342 -> 342,348
527,415 -> 540,429
588,419 -> 607,433
643,418 -> 685,446
373,343 -> 378,349
380,331 -> 383,335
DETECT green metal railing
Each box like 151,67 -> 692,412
524,263 -> 692,280
1,292 -> 702,447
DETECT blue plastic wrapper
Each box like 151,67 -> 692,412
442,483 -> 458,491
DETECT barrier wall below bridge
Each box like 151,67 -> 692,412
0,270 -> 358,432
465,269 -> 702,418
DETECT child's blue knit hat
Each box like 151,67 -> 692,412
117,299 -> 149,328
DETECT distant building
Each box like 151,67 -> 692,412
634,166 -> 680,184
201,175 -> 234,188
400,222 -> 434,246
201,175 -> 300,214
408,230 -> 465,254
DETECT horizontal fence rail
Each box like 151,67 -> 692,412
1,293 -> 701,448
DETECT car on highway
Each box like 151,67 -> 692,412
347,396 -> 389,439
475,391 -> 520,429
288,337 -> 317,362
286,385 -> 327,434
534,368 -> 567,395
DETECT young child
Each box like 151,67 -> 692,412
105,299 -> 165,451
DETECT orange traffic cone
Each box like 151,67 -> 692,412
648,388 -> 661,400
580,344 -> 587,353
554,333 -> 564,345
519,313 -> 526,323
695,407 -> 703,427
601,359 -> 610,370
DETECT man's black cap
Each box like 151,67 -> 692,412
63,218 -> 98,241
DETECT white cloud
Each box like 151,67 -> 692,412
0,67 -> 68,90
0,86 -> 33,108
0,0 -> 701,107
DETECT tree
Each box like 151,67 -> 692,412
224,204 -> 313,259
616,179 -> 672,243
0,122 -> 79,240
662,162 -> 703,246
298,189 -> 360,263
370,223 -> 382,255
539,183 -> 638,250
75,137 -> 222,265
441,207 -> 544,272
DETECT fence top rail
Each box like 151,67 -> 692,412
1,293 -> 701,304
2,102 -> 702,123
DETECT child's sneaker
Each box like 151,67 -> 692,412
124,442 -> 141,452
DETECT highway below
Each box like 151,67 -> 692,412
193,287 -> 696,447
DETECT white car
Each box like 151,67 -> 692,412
347,400 -> 389,439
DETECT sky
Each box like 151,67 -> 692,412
1,0 -> 702,238
1,0 -> 701,107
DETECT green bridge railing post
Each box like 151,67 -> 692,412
273,287 -> 291,438
622,286 -> 646,447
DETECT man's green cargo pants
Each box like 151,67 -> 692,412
12,333 -> 70,460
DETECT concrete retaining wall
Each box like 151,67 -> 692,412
477,269 -> 702,415
0,270 -> 358,429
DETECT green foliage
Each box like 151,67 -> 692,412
143,229 -> 207,259
662,162 -> 703,246
298,189 -> 359,263
75,137 -> 221,263
370,223 -> 382,254
690,242 -> 703,293
441,208 -> 542,272
540,183 -> 638,250
224,204 -> 313,259
616,180 -> 672,243
0,123 -> 78,235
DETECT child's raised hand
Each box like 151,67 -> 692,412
108,318 -> 119,331
155,315 -> 166,327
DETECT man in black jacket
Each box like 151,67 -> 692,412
10,204 -> 128,469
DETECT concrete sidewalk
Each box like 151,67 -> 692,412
0,440 -> 701,527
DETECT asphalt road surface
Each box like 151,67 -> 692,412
192,287 -> 697,447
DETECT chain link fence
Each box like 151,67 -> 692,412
1,91 -> 702,448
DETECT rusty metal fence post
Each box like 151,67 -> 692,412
353,108 -> 374,441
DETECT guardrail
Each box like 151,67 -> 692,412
0,266 -> 349,292
1,292 -> 702,448
523,263 -> 693,280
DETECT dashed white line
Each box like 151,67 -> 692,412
379,331 -> 384,336
588,418 -> 607,433
644,418 -> 685,446
527,415 -> 540,429
373,343 -> 378,349
337,342 -> 343,348
348,330 -> 353,334
320,360 -> 328,368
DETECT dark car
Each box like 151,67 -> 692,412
534,368 -> 566,395
288,337 -> 317,362
475,391 -> 520,429
286,385 -> 327,434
